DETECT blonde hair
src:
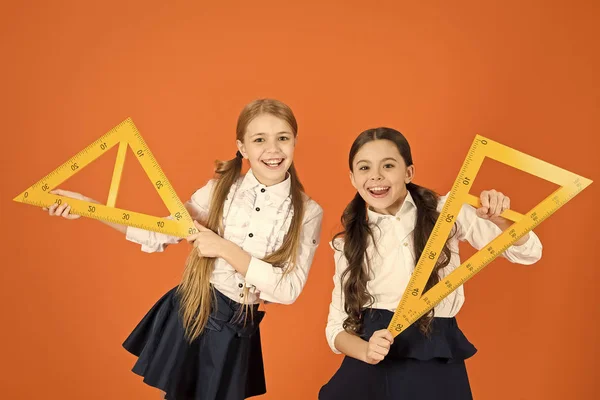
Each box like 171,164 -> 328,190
177,99 -> 306,341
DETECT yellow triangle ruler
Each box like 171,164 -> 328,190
387,135 -> 592,336
13,118 -> 197,238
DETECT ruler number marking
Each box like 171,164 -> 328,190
387,135 -> 590,336
531,212 -> 538,222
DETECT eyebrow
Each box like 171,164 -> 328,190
250,131 -> 292,137
355,157 -> 398,164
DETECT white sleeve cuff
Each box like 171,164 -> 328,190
245,256 -> 272,289
327,327 -> 345,354
125,226 -> 168,253
503,230 -> 543,265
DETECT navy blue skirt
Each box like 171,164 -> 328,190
123,287 -> 266,400
319,309 -> 477,400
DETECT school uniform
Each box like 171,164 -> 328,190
122,170 -> 323,400
319,191 -> 542,400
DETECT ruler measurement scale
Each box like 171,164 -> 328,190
14,118 -> 196,239
392,139 -> 487,322
388,136 -> 591,335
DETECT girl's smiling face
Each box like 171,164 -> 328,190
350,139 -> 414,215
237,113 -> 296,186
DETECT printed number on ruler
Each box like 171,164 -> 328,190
13,118 -> 197,238
387,135 -> 592,336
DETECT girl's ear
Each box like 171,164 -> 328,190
349,170 -> 358,190
236,139 -> 247,158
405,165 -> 415,184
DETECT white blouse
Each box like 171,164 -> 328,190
325,191 -> 542,353
126,169 -> 323,305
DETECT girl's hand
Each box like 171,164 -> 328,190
43,189 -> 89,220
476,189 -> 530,245
364,329 -> 394,365
476,189 -> 510,222
186,221 -> 225,258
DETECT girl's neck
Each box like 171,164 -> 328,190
251,169 -> 289,187
368,191 -> 408,216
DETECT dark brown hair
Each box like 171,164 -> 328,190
334,127 -> 453,335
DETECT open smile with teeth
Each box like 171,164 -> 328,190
262,158 -> 284,169
367,186 -> 390,197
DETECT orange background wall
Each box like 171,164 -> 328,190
1,1 -> 598,399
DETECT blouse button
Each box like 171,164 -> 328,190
260,188 -> 266,193
403,242 -> 408,247
248,233 -> 254,238
239,293 -> 244,298
238,283 -> 243,288
255,207 -> 260,212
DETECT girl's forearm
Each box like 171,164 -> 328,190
334,331 -> 369,362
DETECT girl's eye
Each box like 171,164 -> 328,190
278,136 -> 290,141
384,164 -> 395,168
359,166 -> 369,171
254,138 -> 265,143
